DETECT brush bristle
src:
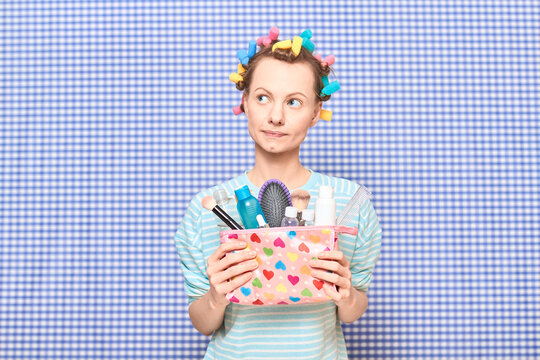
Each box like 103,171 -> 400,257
258,179 -> 292,227
201,196 -> 217,211
291,189 -> 311,212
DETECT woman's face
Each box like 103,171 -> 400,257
243,57 -> 322,156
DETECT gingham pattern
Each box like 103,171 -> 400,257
1,1 -> 538,360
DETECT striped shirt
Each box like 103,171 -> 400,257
174,170 -> 382,360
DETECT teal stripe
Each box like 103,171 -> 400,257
213,331 -> 338,358
222,325 -> 338,342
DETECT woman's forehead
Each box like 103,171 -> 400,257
250,58 -> 316,94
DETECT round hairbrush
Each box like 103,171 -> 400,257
258,179 -> 292,227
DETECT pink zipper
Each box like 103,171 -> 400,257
220,225 -> 358,236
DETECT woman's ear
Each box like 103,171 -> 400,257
242,91 -> 248,115
310,101 -> 323,127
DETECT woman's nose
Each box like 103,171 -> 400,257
268,104 -> 284,125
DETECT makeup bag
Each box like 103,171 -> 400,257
219,225 -> 358,306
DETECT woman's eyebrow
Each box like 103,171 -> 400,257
254,87 -> 307,98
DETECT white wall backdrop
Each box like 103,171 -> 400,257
1,1 -> 539,359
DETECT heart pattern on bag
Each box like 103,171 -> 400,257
263,270 -> 274,280
222,227 -> 339,305
287,275 -> 300,286
250,233 -> 261,243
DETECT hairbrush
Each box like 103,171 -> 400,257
258,179 -> 292,227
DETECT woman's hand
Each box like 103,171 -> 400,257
309,250 -> 368,323
308,250 -> 353,306
206,241 -> 259,308
189,241 -> 257,336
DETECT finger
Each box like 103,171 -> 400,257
323,283 -> 348,303
208,242 -> 253,272
228,271 -> 255,293
309,258 -> 347,277
310,269 -> 350,289
211,258 -> 259,285
322,283 -> 340,302
209,241 -> 249,262
315,251 -> 349,267
218,250 -> 257,272
224,258 -> 259,283
216,271 -> 254,297
208,252 -> 256,283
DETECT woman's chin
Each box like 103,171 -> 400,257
260,145 -> 299,157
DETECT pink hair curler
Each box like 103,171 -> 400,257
262,36 -> 272,47
232,105 -> 243,115
322,55 -> 335,66
268,26 -> 279,40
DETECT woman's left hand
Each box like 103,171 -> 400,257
308,250 -> 353,306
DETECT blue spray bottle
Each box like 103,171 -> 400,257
234,185 -> 267,229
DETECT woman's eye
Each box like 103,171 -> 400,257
289,99 -> 301,107
257,95 -> 269,103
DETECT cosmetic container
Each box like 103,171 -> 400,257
280,206 -> 299,227
235,185 -> 267,229
299,209 -> 315,226
314,185 -> 336,226
257,214 -> 269,228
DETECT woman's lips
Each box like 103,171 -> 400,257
263,130 -> 286,138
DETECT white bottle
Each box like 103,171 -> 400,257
281,206 -> 299,227
314,185 -> 336,226
300,209 -> 315,226
256,214 -> 269,228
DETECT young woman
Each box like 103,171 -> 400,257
174,27 -> 382,360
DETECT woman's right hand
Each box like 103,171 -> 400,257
206,241 -> 258,308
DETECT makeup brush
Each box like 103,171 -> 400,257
291,189 -> 311,221
202,196 -> 243,230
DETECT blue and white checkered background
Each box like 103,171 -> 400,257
1,1 -> 539,359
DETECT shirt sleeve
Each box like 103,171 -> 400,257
349,196 -> 382,292
173,196 -> 210,305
